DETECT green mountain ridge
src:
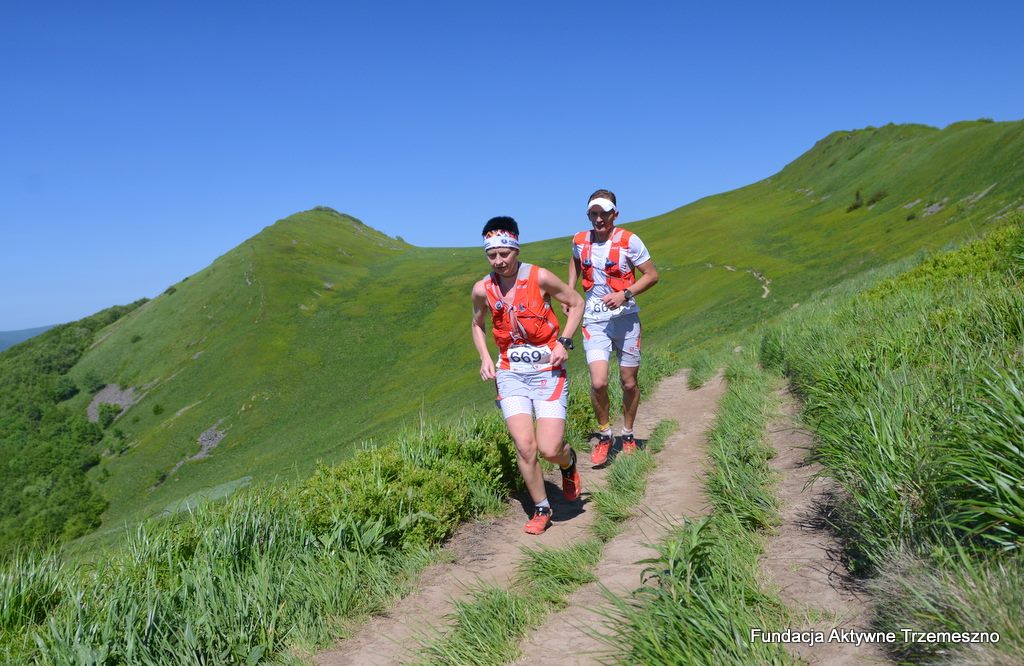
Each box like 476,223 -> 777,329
48,118 -> 1024,548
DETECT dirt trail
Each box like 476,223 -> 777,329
760,390 -> 890,665
313,481 -> 597,666
513,371 -> 725,666
314,370 -> 724,666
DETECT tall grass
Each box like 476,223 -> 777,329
760,217 -> 1024,659
0,412 -> 522,663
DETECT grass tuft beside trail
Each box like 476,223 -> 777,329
599,351 -> 793,665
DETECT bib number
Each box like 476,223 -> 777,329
508,345 -> 551,372
586,295 -> 617,321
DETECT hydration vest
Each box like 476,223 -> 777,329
483,263 -> 560,371
574,228 -> 637,292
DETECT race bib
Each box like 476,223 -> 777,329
585,294 -> 619,321
507,344 -> 552,373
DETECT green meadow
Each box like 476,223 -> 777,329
48,119 -> 1020,545
1,118 -> 1023,662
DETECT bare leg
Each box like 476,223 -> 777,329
535,418 -> 571,466
505,413 -> 546,504
620,364 -> 640,431
588,360 -> 611,427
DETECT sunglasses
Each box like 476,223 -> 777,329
588,209 -> 615,220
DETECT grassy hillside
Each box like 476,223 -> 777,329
61,120 -> 1024,544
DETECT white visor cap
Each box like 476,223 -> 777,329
588,197 -> 616,212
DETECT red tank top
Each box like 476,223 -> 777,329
483,263 -> 561,371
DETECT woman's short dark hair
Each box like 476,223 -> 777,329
482,216 -> 519,236
588,189 -> 617,205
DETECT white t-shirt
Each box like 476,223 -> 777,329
572,229 -> 651,323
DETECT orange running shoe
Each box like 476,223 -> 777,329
621,434 -> 637,453
591,434 -> 612,465
524,507 -> 552,535
561,448 -> 581,501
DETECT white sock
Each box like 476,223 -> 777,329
621,427 -> 633,437
536,498 -> 550,510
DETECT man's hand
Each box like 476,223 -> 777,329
480,357 -> 496,381
550,343 -> 569,367
561,302 -> 571,316
601,291 -> 628,309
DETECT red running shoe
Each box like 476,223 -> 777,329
591,434 -> 612,465
524,507 -> 552,535
561,448 -> 581,501
621,434 -> 637,453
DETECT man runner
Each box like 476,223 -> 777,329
471,216 -> 586,534
567,189 -> 659,465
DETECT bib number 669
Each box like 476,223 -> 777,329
509,350 -> 544,363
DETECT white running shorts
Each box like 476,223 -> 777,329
582,313 -> 642,367
495,368 -> 568,420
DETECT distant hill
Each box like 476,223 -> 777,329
0,325 -> 54,351
47,120 -> 1024,547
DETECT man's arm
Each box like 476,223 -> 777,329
538,268 -> 584,367
563,255 -> 582,315
567,255 -> 580,292
628,259 -> 659,296
600,259 -> 659,309
470,282 -> 496,380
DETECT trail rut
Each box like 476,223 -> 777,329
760,390 -> 890,665
314,370 -> 725,665
514,372 -> 725,665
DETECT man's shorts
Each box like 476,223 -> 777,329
495,368 -> 568,420
582,313 -> 642,367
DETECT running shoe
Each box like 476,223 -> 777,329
561,448 -> 581,501
591,434 -> 613,465
621,433 -> 637,454
524,507 -> 552,535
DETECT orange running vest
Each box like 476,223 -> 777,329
483,263 -> 560,371
573,228 -> 637,292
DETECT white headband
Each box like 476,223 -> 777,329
588,197 -> 616,212
483,230 -> 520,251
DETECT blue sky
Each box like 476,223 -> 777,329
1,1 -> 1022,330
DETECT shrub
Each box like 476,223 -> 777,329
152,404 -> 165,416
130,334 -> 142,344
82,370 -> 105,394
847,190 -> 863,212
163,286 -> 177,295
98,403 -> 121,428
50,375 -> 78,402
867,190 -> 888,205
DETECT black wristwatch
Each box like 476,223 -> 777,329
557,336 -> 575,351
622,288 -> 634,302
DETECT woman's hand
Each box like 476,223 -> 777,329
549,343 -> 569,367
480,357 -> 496,381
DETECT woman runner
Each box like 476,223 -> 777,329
470,216 -> 585,534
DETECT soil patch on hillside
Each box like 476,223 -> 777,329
87,384 -> 138,422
